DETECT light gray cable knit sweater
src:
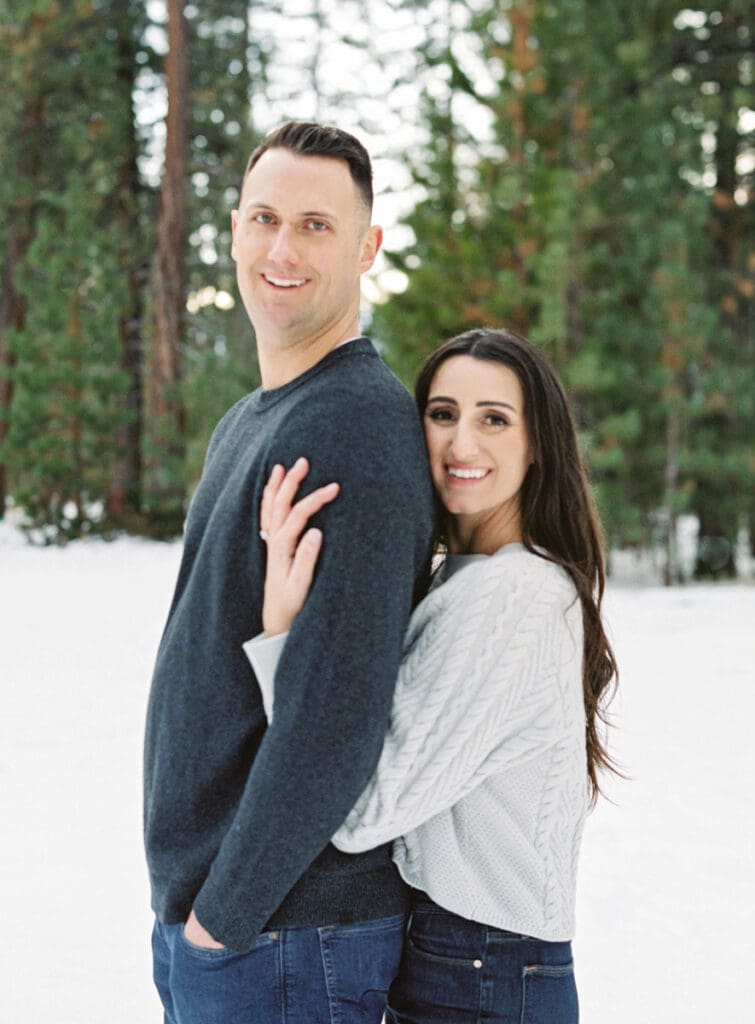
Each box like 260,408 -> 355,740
246,543 -> 588,942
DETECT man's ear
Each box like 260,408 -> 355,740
359,225 -> 383,273
230,209 -> 239,261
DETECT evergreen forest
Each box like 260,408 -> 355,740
1,0 -> 752,581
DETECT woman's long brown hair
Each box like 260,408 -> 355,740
415,328 -> 619,804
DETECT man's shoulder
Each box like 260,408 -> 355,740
212,387 -> 261,434
305,339 -> 414,408
204,389 -> 260,457
269,352 -> 431,508
282,346 -> 421,442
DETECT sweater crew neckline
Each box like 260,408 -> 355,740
256,337 -> 376,408
443,542 -> 527,580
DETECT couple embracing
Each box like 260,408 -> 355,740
144,120 -> 618,1024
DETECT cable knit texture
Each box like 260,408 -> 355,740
247,544 -> 588,941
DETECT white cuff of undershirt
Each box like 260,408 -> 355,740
242,632 -> 287,723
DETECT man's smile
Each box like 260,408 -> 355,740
262,273 -> 307,289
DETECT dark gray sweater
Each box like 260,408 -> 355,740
143,338 -> 435,952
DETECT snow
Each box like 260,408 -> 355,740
1,523 -> 753,1022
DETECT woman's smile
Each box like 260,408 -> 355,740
423,355 -> 532,550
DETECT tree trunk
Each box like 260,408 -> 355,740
508,0 -> 537,336
0,95 -> 44,517
0,225 -> 22,517
694,5 -> 747,577
148,0 -> 188,517
663,402 -> 680,586
109,10 -> 145,523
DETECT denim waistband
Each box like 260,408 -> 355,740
409,891 -> 558,947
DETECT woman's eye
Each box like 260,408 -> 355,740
427,408 -> 454,423
484,414 -> 508,427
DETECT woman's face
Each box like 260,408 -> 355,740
423,355 -> 532,546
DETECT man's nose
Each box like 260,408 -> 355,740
267,225 -> 299,265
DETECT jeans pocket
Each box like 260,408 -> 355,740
405,909 -> 484,968
318,914 -> 406,1023
169,928 -> 281,1024
387,926 -> 483,1024
405,935 -> 481,968
177,925 -> 239,962
521,961 -> 578,1024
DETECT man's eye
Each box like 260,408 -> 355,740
307,220 -> 328,231
254,212 -> 274,224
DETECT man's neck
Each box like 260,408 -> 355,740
258,325 -> 363,390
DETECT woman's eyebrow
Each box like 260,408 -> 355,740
475,400 -> 517,411
426,395 -> 517,412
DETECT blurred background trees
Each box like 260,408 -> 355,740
0,0 -> 752,579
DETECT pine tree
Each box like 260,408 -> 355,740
0,0 -> 138,539
679,1 -> 754,576
370,0 -> 753,572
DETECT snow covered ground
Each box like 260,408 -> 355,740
1,523 -> 753,1023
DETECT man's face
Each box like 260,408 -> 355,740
231,148 -> 381,353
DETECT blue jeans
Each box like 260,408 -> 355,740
385,895 -> 578,1024
151,912 -> 406,1024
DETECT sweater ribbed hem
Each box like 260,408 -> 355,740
150,851 -> 411,937
263,858 -> 410,931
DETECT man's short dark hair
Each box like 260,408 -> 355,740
243,121 -> 374,214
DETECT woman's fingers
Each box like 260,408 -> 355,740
258,464 -> 337,636
260,463 -> 285,536
286,483 -> 340,532
266,460 -> 338,531
261,458 -> 339,554
261,458 -> 308,536
269,482 -> 339,558
269,457 -> 310,533
287,528 -> 324,598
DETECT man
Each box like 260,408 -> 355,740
143,121 -> 435,1023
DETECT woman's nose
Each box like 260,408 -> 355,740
448,422 -> 479,461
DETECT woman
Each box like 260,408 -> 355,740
246,327 -> 618,1023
